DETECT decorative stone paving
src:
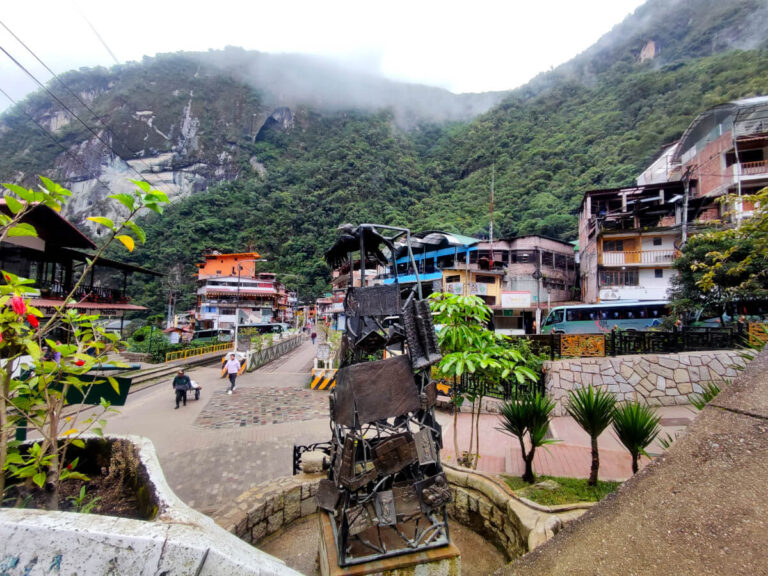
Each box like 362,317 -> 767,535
194,388 -> 329,429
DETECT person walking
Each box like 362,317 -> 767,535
224,353 -> 241,394
310,331 -> 317,345
172,369 -> 192,409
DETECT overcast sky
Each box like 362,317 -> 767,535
0,0 -> 645,112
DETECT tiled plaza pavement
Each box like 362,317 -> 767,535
195,388 -> 329,429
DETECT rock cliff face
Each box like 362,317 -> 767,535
0,50 -> 505,233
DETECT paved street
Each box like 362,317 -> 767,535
102,338 -> 331,515
102,338 -> 696,517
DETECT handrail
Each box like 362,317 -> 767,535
165,341 -> 234,363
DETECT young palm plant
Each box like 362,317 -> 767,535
566,386 -> 616,486
612,402 -> 661,474
498,392 -> 557,484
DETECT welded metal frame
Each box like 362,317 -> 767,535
314,223 -> 450,567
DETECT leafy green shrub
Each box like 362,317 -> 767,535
612,402 -> 661,474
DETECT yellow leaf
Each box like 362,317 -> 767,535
115,235 -> 135,252
62,428 -> 79,436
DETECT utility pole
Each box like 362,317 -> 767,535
681,166 -> 691,246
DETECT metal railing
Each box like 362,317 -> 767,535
246,334 -> 302,371
516,323 -> 757,360
165,341 -> 233,363
601,249 -> 676,266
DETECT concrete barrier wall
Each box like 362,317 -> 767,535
544,350 -> 748,416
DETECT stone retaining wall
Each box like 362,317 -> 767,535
444,465 -> 587,559
545,350 -> 748,416
213,473 -> 324,545
213,468 -> 587,560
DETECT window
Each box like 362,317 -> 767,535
544,309 -> 564,325
599,269 -> 639,286
603,240 -> 624,252
654,269 -> 664,278
475,275 -> 496,284
555,254 -> 567,269
445,275 -> 460,283
541,251 -> 554,266
652,237 -> 662,246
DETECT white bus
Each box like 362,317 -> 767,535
541,301 -> 669,334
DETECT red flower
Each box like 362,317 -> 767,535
66,463 -> 73,470
0,332 -> 3,344
26,314 -> 39,328
11,295 -> 26,316
74,360 -> 85,366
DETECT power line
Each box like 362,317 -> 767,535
0,19 -> 174,183
0,43 -> 175,200
70,1 -> 120,65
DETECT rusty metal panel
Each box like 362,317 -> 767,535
346,503 -> 376,536
345,285 -> 402,317
333,355 -> 420,426
375,490 -> 397,526
421,380 -> 437,410
413,428 -> 437,465
416,473 -> 452,512
316,479 -> 341,512
403,299 -> 442,370
392,483 -> 421,521
373,433 -> 417,476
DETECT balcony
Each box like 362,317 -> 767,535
600,249 -> 677,266
741,159 -> 768,177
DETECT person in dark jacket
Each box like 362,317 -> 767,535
172,369 -> 192,409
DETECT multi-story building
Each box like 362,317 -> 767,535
579,96 -> 768,303
674,96 -> 768,223
0,200 -> 157,335
579,182 -> 688,303
441,237 -> 578,334
194,251 -> 288,330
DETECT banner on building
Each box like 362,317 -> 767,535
501,291 -> 531,308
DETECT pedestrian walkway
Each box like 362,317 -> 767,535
100,335 -> 698,516
101,338 -> 330,514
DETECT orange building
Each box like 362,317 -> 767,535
194,250 -> 289,330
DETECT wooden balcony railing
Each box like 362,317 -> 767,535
741,160 -> 768,176
600,249 -> 677,266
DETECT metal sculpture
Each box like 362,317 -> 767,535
315,224 -> 451,567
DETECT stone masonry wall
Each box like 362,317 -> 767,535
213,468 -> 587,559
545,350 -> 748,416
213,473 -> 324,545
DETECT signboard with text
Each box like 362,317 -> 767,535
501,292 -> 531,309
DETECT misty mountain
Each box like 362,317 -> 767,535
0,0 -> 767,312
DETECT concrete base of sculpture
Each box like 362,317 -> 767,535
318,512 -> 461,576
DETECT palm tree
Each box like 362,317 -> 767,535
612,402 -> 661,474
566,386 -> 616,486
498,392 -> 557,484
